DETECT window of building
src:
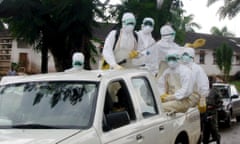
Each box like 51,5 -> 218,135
199,50 -> 205,64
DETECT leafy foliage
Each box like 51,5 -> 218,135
215,43 -> 233,81
207,0 -> 240,19
0,19 -> 5,31
210,26 -> 235,37
0,0 -> 105,72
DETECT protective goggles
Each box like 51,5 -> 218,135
182,52 -> 193,58
162,32 -> 176,37
123,19 -> 136,26
73,61 -> 83,66
165,55 -> 179,62
143,20 -> 154,27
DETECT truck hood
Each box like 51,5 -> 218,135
0,129 -> 81,144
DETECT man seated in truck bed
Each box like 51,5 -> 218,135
158,50 -> 200,113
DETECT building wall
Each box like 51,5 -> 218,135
195,49 -> 240,76
11,39 -> 56,74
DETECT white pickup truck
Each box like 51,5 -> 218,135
0,69 -> 200,144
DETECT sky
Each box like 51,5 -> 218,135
182,0 -> 240,37
104,0 -> 240,37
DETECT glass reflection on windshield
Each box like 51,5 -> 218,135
0,81 -> 98,129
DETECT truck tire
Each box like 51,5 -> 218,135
175,133 -> 189,144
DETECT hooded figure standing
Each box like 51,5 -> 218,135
65,52 -> 84,72
133,17 -> 156,73
147,24 -> 182,76
158,50 -> 199,113
102,12 -> 139,70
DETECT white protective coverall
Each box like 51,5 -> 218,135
145,24 -> 182,76
102,12 -> 138,69
65,52 -> 84,72
158,50 -> 199,113
181,47 -> 209,113
181,47 -> 209,97
133,17 -> 156,71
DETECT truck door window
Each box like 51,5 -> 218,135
132,77 -> 158,117
103,80 -> 136,131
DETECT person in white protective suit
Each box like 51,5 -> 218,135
102,12 -> 139,70
133,17 -> 156,72
146,24 -> 182,76
158,50 -> 199,113
181,47 -> 209,113
65,52 -> 85,72
181,47 -> 209,97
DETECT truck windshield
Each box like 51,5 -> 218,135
0,81 -> 98,129
213,86 -> 229,99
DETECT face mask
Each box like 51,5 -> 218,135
181,55 -> 191,63
124,25 -> 135,33
142,26 -> 153,34
167,61 -> 178,69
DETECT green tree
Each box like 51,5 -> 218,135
210,26 -> 235,37
215,43 -> 233,82
0,19 -> 5,31
0,0 -> 105,72
207,0 -> 240,19
170,0 -> 201,44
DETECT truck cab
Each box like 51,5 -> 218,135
0,69 -> 200,144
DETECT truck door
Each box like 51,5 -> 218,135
230,85 -> 240,116
131,77 -> 170,144
101,80 -> 143,144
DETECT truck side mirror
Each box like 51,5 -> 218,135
231,95 -> 239,99
106,111 -> 130,129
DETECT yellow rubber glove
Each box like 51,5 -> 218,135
160,93 -> 169,102
128,50 -> 139,59
113,64 -> 124,70
198,96 -> 207,113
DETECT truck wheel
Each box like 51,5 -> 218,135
175,133 -> 189,144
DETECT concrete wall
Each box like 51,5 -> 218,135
195,49 -> 240,76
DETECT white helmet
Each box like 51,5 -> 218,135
72,52 -> 84,68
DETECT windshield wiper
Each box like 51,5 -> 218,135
12,124 -> 61,129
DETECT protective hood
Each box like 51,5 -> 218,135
182,47 -> 195,58
160,25 -> 176,42
181,47 -> 195,64
0,129 -> 80,144
72,52 -> 84,68
165,49 -> 180,69
122,12 -> 136,28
